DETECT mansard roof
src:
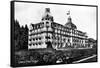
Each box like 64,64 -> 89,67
65,22 -> 77,29
42,14 -> 54,21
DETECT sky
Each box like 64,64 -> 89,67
15,2 -> 97,40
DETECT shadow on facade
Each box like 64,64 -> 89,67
46,41 -> 53,49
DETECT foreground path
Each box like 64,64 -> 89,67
72,54 -> 97,63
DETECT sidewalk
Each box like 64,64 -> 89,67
72,54 -> 97,63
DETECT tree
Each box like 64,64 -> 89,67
19,25 -> 28,50
14,20 -> 20,51
14,20 -> 29,51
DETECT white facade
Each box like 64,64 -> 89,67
28,8 -> 90,50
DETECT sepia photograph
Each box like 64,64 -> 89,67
11,1 -> 98,67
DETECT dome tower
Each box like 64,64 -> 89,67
65,11 -> 77,29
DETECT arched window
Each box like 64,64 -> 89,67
46,22 -> 49,24
33,38 -> 35,41
29,39 -> 31,41
63,38 -> 66,42
39,42 -> 41,45
39,37 -> 41,40
41,22 -> 44,28
29,44 -> 31,46
33,43 -> 34,46
36,43 -> 38,45
68,39 -> 70,42
36,38 -> 38,40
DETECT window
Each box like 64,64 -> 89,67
45,36 -> 50,39
36,38 -> 38,40
39,42 -> 41,45
58,30 -> 60,33
45,36 -> 47,39
68,39 -> 70,42
36,43 -> 38,45
41,22 -> 44,28
29,44 -> 31,46
38,24 -> 40,28
33,43 -> 35,46
46,22 -> 49,24
29,39 -> 31,41
55,42 -> 57,45
63,38 -> 66,42
39,37 -> 41,40
54,24 -> 57,28
33,38 -> 35,41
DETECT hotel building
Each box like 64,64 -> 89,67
28,8 -> 90,50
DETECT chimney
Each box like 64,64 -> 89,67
45,8 -> 50,13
